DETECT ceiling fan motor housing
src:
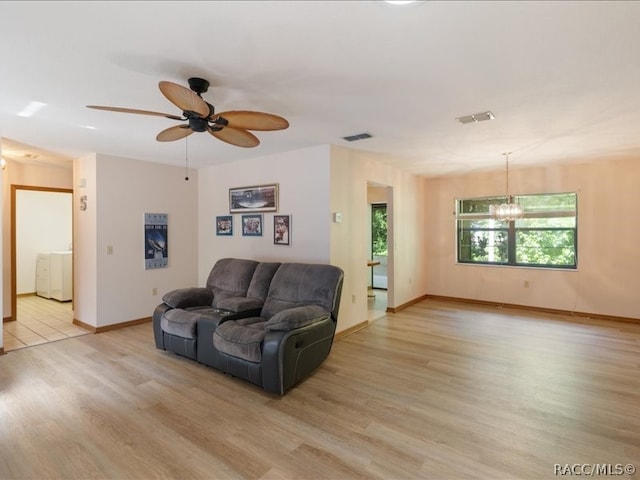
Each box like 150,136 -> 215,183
184,99 -> 216,132
188,77 -> 210,94
188,117 -> 210,132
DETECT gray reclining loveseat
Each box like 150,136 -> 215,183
152,258 -> 281,360
152,258 -> 344,395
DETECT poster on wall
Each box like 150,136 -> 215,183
144,213 -> 168,269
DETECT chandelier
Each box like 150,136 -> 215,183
490,152 -> 523,221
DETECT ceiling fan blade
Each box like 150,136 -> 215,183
215,110 -> 289,131
87,105 -> 184,121
158,81 -> 210,118
209,126 -> 260,148
156,125 -> 193,142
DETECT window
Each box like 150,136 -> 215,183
456,193 -> 577,269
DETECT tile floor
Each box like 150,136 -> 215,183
2,295 -> 88,352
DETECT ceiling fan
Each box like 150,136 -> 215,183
87,77 -> 289,148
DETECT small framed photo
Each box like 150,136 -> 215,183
274,215 -> 291,245
216,215 -> 233,236
241,214 -> 263,236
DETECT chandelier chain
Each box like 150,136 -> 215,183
489,151 -> 523,221
504,151 -> 511,200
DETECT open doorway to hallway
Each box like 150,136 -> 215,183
371,203 -> 388,290
367,183 -> 391,321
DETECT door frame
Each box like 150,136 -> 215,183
370,202 -> 388,290
10,185 -> 73,322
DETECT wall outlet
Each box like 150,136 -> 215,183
352,294 -> 356,303
152,287 -> 158,296
524,280 -> 530,288
106,245 -> 113,255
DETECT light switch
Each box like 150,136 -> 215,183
106,245 -> 113,255
333,212 -> 343,223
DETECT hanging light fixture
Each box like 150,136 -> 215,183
490,152 -> 523,221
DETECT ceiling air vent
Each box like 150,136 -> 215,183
342,132 -> 373,142
456,111 -> 495,124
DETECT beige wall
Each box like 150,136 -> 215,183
198,144 -> 427,335
73,154 -> 98,326
330,146 -> 428,332
73,153 -> 199,328
0,143 -> 3,348
424,157 -> 640,319
367,185 -> 388,204
14,144 -> 635,346
197,145 -> 332,285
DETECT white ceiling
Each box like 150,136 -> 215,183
2,1 -> 640,177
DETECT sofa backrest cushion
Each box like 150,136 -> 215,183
206,258 -> 259,306
246,262 -> 282,301
260,263 -> 344,321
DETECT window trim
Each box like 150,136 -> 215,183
456,192 -> 578,269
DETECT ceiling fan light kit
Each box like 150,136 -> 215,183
87,77 -> 289,148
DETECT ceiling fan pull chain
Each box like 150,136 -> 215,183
184,135 -> 189,181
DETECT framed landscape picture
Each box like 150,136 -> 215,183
242,214 -> 263,236
216,215 -> 233,236
274,215 -> 291,245
229,184 -> 278,213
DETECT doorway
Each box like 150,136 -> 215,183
371,203 -> 388,290
4,185 -> 86,352
367,183 -> 391,321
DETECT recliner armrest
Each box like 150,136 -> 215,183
152,303 -> 172,350
262,317 -> 335,394
162,287 -> 213,309
265,305 -> 329,331
216,297 -> 264,313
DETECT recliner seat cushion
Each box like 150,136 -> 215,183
213,317 -> 267,363
161,309 -> 201,339
162,306 -> 238,339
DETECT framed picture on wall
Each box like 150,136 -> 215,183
274,215 -> 291,245
229,184 -> 278,213
241,214 -> 263,236
216,215 -> 233,236
144,213 -> 168,269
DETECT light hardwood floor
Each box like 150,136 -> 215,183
0,298 -> 638,479
2,295 -> 88,352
